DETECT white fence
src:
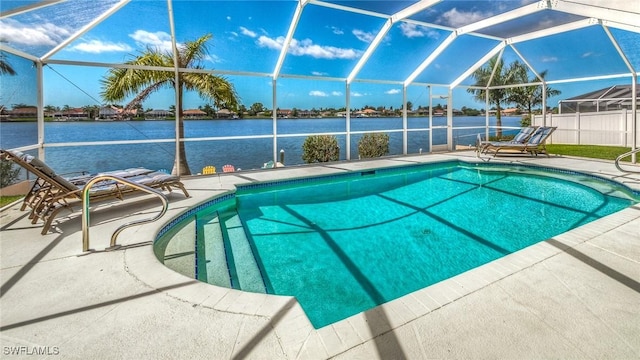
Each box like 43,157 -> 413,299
532,109 -> 639,147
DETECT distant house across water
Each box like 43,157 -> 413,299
183,109 -> 207,118
145,109 -> 172,120
216,108 -> 237,118
98,105 -> 137,120
8,106 -> 37,119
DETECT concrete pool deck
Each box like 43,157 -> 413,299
1,151 -> 639,359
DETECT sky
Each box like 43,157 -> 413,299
0,0 -> 638,112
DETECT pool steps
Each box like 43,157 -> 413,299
195,211 -> 231,287
196,208 -> 266,293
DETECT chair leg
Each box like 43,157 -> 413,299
176,184 -> 190,198
39,204 -> 70,235
20,180 -> 38,211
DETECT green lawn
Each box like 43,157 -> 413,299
0,195 -> 23,208
545,144 -> 632,161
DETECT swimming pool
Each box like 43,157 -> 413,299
154,160 -> 638,329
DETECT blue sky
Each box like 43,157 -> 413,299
1,0 -> 638,112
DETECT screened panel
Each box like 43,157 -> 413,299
43,64 -> 106,114
406,85 -> 432,118
413,35 -> 500,84
0,52 -> 38,149
220,74 -> 273,119
281,4 -> 385,78
608,28 -> 640,72
1,1 -> 43,12
513,26 -> 632,80
479,10 -> 586,38
2,0 -> 122,59
350,131 -> 403,159
410,0 -> 538,27
358,23 -> 451,82
406,130 -> 430,153
347,82 -> 401,118
43,142 -> 175,175
173,1 -> 295,74
49,1 -> 170,63
457,45 -> 539,87
323,1 -> 418,15
271,77 -> 345,115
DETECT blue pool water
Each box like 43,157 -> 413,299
155,161 -> 638,329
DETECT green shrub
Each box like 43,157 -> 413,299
520,115 -> 531,127
302,135 -> 340,163
358,133 -> 389,159
0,159 -> 20,188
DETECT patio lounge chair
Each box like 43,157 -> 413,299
1,149 -> 190,234
482,126 -> 557,157
222,164 -> 235,172
476,126 -> 538,154
21,166 -> 158,215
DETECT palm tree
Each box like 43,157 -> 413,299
509,64 -> 561,124
101,34 -> 239,175
83,104 -> 100,119
44,105 -> 58,118
467,56 -> 520,138
0,50 -> 17,76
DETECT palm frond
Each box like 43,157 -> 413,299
183,72 -> 239,110
100,50 -> 174,102
0,58 -> 17,76
178,34 -> 212,68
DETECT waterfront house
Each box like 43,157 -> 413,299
183,109 -> 207,118
8,106 -> 37,119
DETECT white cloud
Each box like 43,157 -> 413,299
240,26 -> 257,38
129,30 -> 174,52
309,90 -> 328,97
226,16 -> 231,21
437,8 -> 489,27
385,89 -> 401,95
351,92 -> 364,97
399,23 -> 439,39
230,31 -> 239,37
205,54 -> 222,63
352,29 -> 375,43
0,18 -> 71,46
538,18 -> 555,29
69,39 -> 132,53
312,71 -> 328,76
332,91 -> 343,96
257,36 -> 362,59
256,36 -> 282,50
330,26 -> 344,35
542,56 -> 558,62
581,52 -> 594,58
